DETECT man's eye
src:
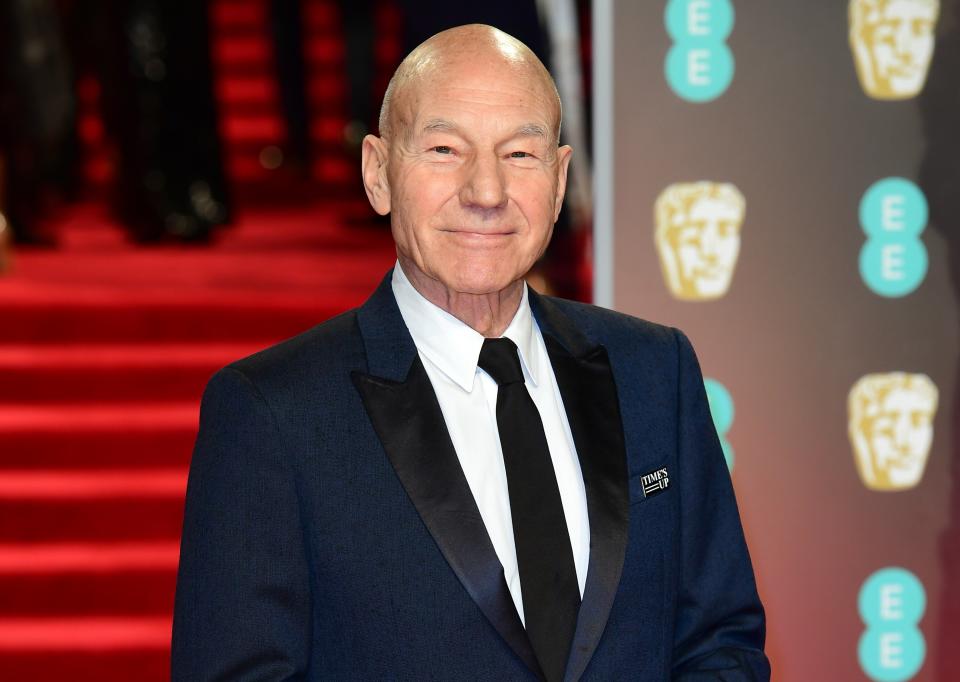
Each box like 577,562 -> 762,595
510,151 -> 531,158
432,146 -> 452,154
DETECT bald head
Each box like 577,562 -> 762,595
378,24 -> 562,144
359,24 -> 573,318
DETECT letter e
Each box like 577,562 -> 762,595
880,583 -> 905,621
881,195 -> 906,232
687,49 -> 711,86
879,631 -> 905,669
881,243 -> 906,281
688,0 -> 711,36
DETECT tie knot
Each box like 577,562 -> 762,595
478,337 -> 525,386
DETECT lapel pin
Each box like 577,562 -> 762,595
640,467 -> 670,498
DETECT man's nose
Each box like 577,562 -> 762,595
459,153 -> 508,210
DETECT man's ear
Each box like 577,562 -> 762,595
361,134 -> 391,216
553,145 -> 573,222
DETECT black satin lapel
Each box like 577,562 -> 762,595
544,337 -> 630,682
351,358 -> 543,678
355,268 -> 418,382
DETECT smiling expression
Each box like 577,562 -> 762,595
364,30 -> 571,297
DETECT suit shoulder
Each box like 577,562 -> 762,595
221,308 -> 364,392
540,295 -> 678,351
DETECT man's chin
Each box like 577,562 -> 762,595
434,268 -> 525,297
449,278 -> 524,297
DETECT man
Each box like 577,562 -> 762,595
172,24 -> 769,681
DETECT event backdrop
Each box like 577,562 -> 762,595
593,1 -> 959,679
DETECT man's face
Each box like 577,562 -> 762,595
850,0 -> 939,99
380,60 -> 570,295
848,373 -> 938,490
655,183 -> 744,301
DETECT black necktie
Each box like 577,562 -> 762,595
477,337 -> 580,682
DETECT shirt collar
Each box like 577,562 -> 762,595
391,262 -> 541,392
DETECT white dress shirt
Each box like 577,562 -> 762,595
391,263 -> 590,625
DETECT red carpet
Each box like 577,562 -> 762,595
0,199 -> 396,679
0,1 -> 404,676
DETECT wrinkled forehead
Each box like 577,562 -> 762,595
393,53 -> 560,140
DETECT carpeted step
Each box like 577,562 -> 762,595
0,541 -> 179,578
312,156 -> 355,185
302,0 -> 340,30
0,617 -> 171,681
304,35 -> 345,65
0,299 -> 340,344
216,74 -> 278,108
0,343 -> 265,403
0,649 -> 169,682
0,402 -> 198,472
0,497 -> 185,543
1,428 -> 196,471
221,113 -> 285,143
0,468 -> 186,500
210,0 -> 267,29
212,35 -> 274,67
0,464 -> 188,544
1,569 -> 176,617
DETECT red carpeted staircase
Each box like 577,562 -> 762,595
0,1 -> 402,677
0,202 -> 396,679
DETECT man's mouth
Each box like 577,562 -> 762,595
442,228 -> 516,238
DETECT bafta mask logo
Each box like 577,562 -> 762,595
848,373 -> 938,491
654,182 -> 745,301
849,0 -> 940,100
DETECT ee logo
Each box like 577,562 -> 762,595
704,378 -> 734,471
859,567 -> 926,681
665,0 -> 736,102
859,178 -> 929,297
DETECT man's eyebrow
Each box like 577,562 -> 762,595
513,123 -> 548,139
418,120 -> 550,140
421,119 -> 459,134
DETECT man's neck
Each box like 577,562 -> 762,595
398,257 -> 524,338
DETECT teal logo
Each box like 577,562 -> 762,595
664,0 -> 736,102
859,178 -> 929,297
704,378 -> 734,471
858,567 -> 926,681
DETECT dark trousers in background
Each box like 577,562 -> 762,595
76,0 -> 229,242
0,0 -> 76,244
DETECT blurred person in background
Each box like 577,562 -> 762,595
1,1 -> 232,249
82,0 -> 230,242
339,0 -> 378,156
0,0 -> 77,249
271,0 -> 313,173
270,0 -> 382,165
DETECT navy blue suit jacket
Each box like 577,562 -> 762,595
172,271 -> 769,680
